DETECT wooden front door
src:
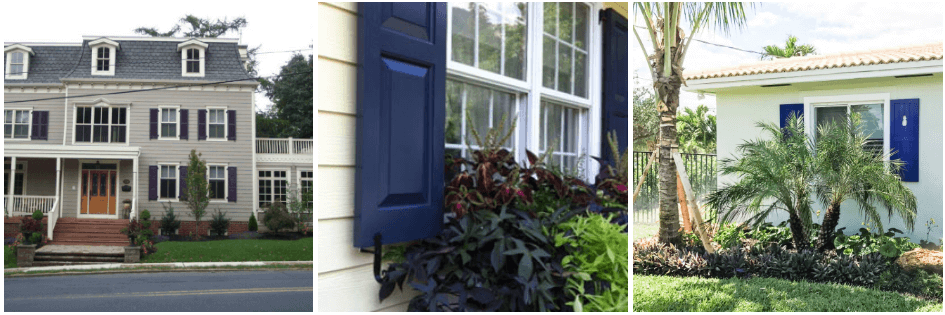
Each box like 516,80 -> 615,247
81,169 -> 117,215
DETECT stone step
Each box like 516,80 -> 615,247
31,261 -> 122,267
47,240 -> 130,246
35,251 -> 124,258
35,255 -> 124,263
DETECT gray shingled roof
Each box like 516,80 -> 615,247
4,45 -> 83,84
5,39 -> 252,85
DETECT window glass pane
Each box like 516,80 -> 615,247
477,3 -> 502,74
492,91 -> 514,148
15,111 -> 28,124
575,3 -> 588,50
111,126 -> 126,143
451,2 -> 475,66
4,125 -> 11,138
852,104 -> 883,139
14,125 -> 28,138
169,109 -> 176,121
559,2 -> 572,43
11,65 -> 23,75
209,110 -> 217,123
162,109 -> 169,122
574,52 -> 587,98
557,45 -> 572,93
445,81 -> 463,144
543,2 -> 557,35
12,52 -> 23,63
542,36 -> 556,89
84,107 -> 92,124
466,85 -> 491,146
5,111 -> 12,123
815,106 -> 847,138
503,3 -> 527,80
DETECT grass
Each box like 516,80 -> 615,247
5,246 -> 16,268
140,237 -> 313,263
634,275 -> 942,312
633,222 -> 658,241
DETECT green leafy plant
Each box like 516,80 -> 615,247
28,232 -> 43,246
159,204 -> 182,236
248,212 -> 258,232
183,149 -> 209,239
18,216 -> 44,240
31,210 -> 43,221
262,202 -> 296,234
556,213 -> 628,312
832,227 -> 919,258
714,223 -> 746,250
209,209 -> 231,237
139,209 -> 153,238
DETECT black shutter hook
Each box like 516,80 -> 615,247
359,233 -> 388,283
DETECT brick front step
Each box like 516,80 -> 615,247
50,218 -> 133,246
32,261 -> 122,267
35,255 -> 123,263
47,240 -> 130,246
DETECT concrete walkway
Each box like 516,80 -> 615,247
5,261 -> 313,274
35,245 -> 125,254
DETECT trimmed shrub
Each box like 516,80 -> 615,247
29,232 -> 43,246
31,210 -> 43,221
248,212 -> 258,232
263,202 -> 296,233
209,209 -> 231,236
159,206 -> 182,236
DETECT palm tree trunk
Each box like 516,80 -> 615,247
655,48 -> 683,246
816,202 -> 842,251
788,205 -> 810,250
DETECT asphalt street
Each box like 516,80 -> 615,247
4,270 -> 313,311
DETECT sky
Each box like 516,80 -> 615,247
0,0 -> 314,112
632,2 -> 944,114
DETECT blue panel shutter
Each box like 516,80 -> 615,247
780,104 -> 804,130
30,111 -> 48,140
227,167 -> 237,202
179,166 -> 188,200
149,109 -> 158,139
890,99 -> 919,182
148,166 -> 158,200
227,110 -> 236,141
354,2 -> 446,248
600,9 -> 628,165
197,109 -> 207,140
179,109 -> 189,140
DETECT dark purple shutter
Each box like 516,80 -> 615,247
890,99 -> 919,182
197,109 -> 207,140
227,166 -> 237,202
150,109 -> 159,139
179,109 -> 189,140
148,166 -> 158,200
30,111 -> 49,140
179,166 -> 188,199
227,110 -> 236,141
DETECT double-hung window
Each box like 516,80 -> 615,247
208,108 -> 226,140
258,170 -> 288,208
160,107 -> 179,139
8,52 -> 26,79
75,107 -> 127,143
299,170 -> 313,208
186,48 -> 201,74
4,109 -> 30,139
447,2 -> 595,178
159,164 -> 178,200
208,165 -> 227,200
96,47 -> 110,72
814,103 -> 885,155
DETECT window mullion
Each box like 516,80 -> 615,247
460,84 -> 468,159
500,2 -> 506,77
473,3 -> 480,69
571,3 -> 577,94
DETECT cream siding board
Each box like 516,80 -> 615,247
3,92 -> 66,144
10,158 -> 56,196
715,74 -> 943,242
317,2 -> 416,312
65,88 -> 256,222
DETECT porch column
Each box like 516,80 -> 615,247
6,156 -> 15,215
55,157 -> 61,218
133,155 -> 139,221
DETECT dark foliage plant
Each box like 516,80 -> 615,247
19,216 -> 43,239
262,202 -> 296,233
28,232 -> 43,246
209,209 -> 231,237
159,204 -> 182,236
120,220 -> 145,245
248,212 -> 258,232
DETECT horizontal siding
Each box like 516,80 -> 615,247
317,58 -> 357,114
318,2 -> 358,64
317,165 -> 354,219
59,159 -> 134,218
67,88 -> 256,222
318,218 -> 370,273
318,264 -> 415,312
317,112 -> 356,166
3,92 -> 66,145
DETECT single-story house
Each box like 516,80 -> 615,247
682,42 -> 943,243
316,2 -> 627,311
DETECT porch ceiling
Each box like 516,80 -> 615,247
4,144 -> 140,159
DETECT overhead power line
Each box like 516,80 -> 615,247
255,48 -> 313,55
632,25 -> 767,56
4,70 -> 312,104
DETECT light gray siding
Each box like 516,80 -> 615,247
3,92 -> 67,145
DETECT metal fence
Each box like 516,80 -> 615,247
632,151 -> 717,224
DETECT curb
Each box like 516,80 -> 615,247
4,261 -> 313,277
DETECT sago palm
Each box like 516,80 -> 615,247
761,35 -> 816,60
634,2 -> 753,246
812,113 -> 917,252
705,114 -> 817,249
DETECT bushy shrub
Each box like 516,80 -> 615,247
714,223 -> 746,250
248,212 -> 258,232
28,232 -> 43,246
120,220 -> 145,244
139,209 -> 153,238
31,210 -> 43,221
556,213 -> 628,312
832,227 -> 919,258
159,205 -> 182,236
263,202 -> 296,233
19,216 -> 43,239
209,209 -> 230,236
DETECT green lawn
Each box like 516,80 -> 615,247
634,275 -> 942,312
5,246 -> 16,269
633,222 -> 658,241
141,237 -> 313,263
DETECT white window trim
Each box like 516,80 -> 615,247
71,105 -> 130,145
158,105 -> 181,141
4,160 -> 29,196
207,163 -> 228,202
257,168 -> 290,208
90,43 -> 117,76
4,108 -> 32,141
158,162 -> 181,202
206,106 -> 228,141
5,50 -> 30,80
180,45 -> 206,77
445,2 -> 602,180
804,93 -> 891,161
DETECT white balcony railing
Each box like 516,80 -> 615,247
256,138 -> 313,154
6,195 -> 57,217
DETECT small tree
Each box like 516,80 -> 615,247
159,203 -> 182,236
183,150 -> 209,239
285,188 -> 313,232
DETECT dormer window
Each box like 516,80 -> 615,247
89,38 -> 119,76
4,44 -> 33,80
178,39 -> 208,77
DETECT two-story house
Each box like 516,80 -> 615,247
4,36 -> 313,245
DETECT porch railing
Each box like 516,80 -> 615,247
6,195 -> 57,217
256,138 -> 314,154
47,199 -> 59,240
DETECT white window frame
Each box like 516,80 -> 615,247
298,169 -> 313,208
4,160 -> 28,196
178,40 -> 208,77
158,105 -> 181,141
4,108 -> 32,141
72,106 -> 129,145
207,163 -> 228,202
257,168 -> 290,208
804,93 -> 891,161
158,163 -> 180,202
4,48 -> 30,80
446,2 -> 601,180
206,106 -> 228,141
89,39 -> 119,76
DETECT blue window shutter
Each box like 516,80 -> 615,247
600,9 -> 628,166
355,2 -> 446,248
780,104 -> 804,130
148,166 -> 158,200
227,110 -> 236,141
179,109 -> 189,140
179,166 -> 188,200
150,109 -> 158,139
227,166 -> 237,202
890,99 -> 919,182
197,109 -> 207,140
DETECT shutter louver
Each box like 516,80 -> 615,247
180,109 -> 189,140
227,166 -> 237,202
198,109 -> 207,140
150,109 -> 159,139
30,111 -> 49,140
227,110 -> 236,141
148,166 -> 158,200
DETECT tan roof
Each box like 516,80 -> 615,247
683,42 -> 944,80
